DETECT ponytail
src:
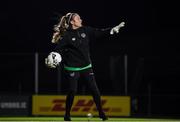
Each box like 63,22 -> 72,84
51,12 -> 77,44
51,16 -> 67,43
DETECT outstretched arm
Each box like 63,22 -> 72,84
86,21 -> 125,39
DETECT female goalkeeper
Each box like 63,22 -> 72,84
46,12 -> 125,121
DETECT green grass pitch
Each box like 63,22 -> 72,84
0,117 -> 180,122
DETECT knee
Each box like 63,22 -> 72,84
91,89 -> 100,97
68,89 -> 77,95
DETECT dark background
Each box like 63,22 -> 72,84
0,0 -> 180,117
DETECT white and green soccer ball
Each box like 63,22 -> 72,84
45,52 -> 62,68
87,113 -> 93,120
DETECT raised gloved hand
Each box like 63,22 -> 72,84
110,22 -> 125,35
45,52 -> 62,68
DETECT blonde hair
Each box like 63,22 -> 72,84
51,13 -> 77,43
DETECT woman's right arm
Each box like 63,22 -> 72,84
54,35 -> 67,54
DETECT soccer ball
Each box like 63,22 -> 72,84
87,113 -> 93,118
45,52 -> 62,68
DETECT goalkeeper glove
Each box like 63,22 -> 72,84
110,22 -> 125,35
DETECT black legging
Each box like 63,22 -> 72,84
64,68 -> 104,116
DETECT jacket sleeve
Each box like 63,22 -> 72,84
85,26 -> 112,39
54,37 -> 67,54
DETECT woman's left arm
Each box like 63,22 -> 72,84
86,21 -> 125,39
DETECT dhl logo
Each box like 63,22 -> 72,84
34,96 -> 129,115
51,99 -> 110,112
